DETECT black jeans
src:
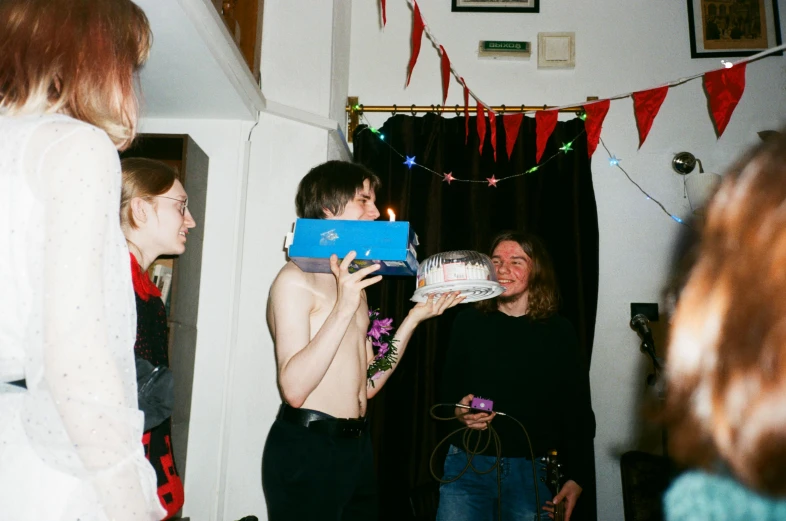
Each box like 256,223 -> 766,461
262,410 -> 377,521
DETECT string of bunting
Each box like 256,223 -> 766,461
358,114 -> 686,224
380,0 -> 786,157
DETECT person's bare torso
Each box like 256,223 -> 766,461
280,262 -> 370,418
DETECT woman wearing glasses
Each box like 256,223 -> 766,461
0,1 -> 166,520
120,157 -> 196,519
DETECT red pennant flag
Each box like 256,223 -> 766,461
380,0 -> 386,26
488,110 -> 497,161
632,86 -> 668,148
503,113 -> 524,160
406,2 -> 425,87
462,77 -> 470,144
535,110 -> 558,164
584,100 -> 610,158
440,46 -> 451,106
704,64 -> 747,138
476,103 -> 486,155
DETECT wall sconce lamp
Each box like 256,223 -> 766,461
672,152 -> 722,214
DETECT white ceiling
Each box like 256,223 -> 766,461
134,0 -> 265,121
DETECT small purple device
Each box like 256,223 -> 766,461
470,397 -> 494,412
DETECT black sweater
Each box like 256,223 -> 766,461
439,307 -> 596,488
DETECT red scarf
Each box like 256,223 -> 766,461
130,252 -> 161,301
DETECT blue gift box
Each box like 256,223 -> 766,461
286,219 -> 419,276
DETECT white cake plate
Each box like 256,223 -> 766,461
411,280 -> 505,304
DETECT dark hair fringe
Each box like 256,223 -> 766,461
295,160 -> 381,219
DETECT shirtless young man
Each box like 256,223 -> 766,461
262,160 -> 462,521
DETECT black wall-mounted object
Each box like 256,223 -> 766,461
630,303 -> 659,322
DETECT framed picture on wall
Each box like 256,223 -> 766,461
451,0 -> 539,14
687,0 -> 782,58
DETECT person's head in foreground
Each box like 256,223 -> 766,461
664,129 -> 786,496
0,0 -> 151,150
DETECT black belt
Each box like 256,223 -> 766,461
277,404 -> 368,439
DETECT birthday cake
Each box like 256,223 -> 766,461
412,250 -> 504,303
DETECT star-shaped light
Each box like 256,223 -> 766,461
487,176 -> 499,187
443,172 -> 456,184
403,156 -> 416,169
559,142 -> 573,153
608,155 -> 620,166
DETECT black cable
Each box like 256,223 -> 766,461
429,404 -> 541,521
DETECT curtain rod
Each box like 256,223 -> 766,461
345,104 -> 584,114
345,96 -> 593,142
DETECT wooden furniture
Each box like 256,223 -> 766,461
620,450 -> 673,521
211,0 -> 264,81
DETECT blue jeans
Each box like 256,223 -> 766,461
436,445 -> 551,521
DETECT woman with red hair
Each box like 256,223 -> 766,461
0,1 -> 166,520
663,131 -> 786,519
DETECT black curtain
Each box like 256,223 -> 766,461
353,113 -> 599,521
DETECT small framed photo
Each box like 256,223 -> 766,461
451,0 -> 539,14
687,0 -> 782,58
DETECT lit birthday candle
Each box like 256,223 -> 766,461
387,208 -> 396,221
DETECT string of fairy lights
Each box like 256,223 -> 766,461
358,113 -> 584,186
357,113 -> 687,225
598,138 -> 688,227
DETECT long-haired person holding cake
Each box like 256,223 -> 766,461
437,231 -> 595,521
120,157 -> 196,518
0,1 -> 166,519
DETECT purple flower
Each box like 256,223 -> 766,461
368,317 -> 393,340
368,325 -> 382,340
366,308 -> 396,385
376,317 -> 393,331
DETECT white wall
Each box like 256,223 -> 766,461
348,1 -> 786,520
260,0 -> 335,117
330,0 -> 354,123
209,1 -> 354,519
219,112 -> 331,520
